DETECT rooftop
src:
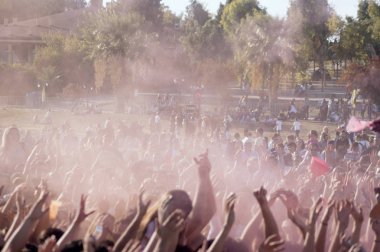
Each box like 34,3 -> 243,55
0,6 -> 98,43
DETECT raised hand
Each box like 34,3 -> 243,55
259,235 -> 285,252
309,198 -> 323,227
15,192 -> 27,219
321,200 -> 335,225
254,187 -> 268,205
277,190 -> 299,210
336,200 -> 352,231
287,208 -> 307,236
351,205 -> 364,224
137,189 -> 151,217
74,195 -> 95,225
157,209 -> 185,238
193,150 -> 211,176
224,193 -> 236,230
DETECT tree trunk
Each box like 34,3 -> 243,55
111,56 -> 126,113
268,64 -> 279,114
319,56 -> 325,92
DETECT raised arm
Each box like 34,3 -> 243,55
2,191 -> 49,252
56,195 -> 95,250
253,187 -> 280,238
350,204 -> 364,244
143,210 -> 185,252
316,201 -> 334,252
302,198 -> 323,252
186,150 -> 217,243
1,184 -> 25,215
4,192 -> 27,241
207,193 -> 236,252
114,190 -> 150,252
328,200 -> 351,252
240,191 -> 279,247
240,210 -> 262,247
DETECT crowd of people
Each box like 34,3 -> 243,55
0,101 -> 380,252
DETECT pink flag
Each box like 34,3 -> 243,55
310,157 -> 330,177
346,116 -> 372,133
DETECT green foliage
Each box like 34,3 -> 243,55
185,0 -> 210,26
34,34 -> 94,93
287,0 -> 331,67
81,10 -> 146,59
233,12 -> 294,106
162,6 -> 181,28
220,0 -> 265,34
116,0 -> 164,29
180,18 -> 227,61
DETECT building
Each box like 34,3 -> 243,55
0,0 -> 102,64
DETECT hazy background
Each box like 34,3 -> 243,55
103,0 -> 359,17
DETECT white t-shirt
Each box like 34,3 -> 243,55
276,120 -> 282,131
154,115 -> 160,124
293,121 -> 301,131
290,104 -> 297,113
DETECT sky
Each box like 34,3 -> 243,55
103,0 -> 359,18
166,0 -> 359,18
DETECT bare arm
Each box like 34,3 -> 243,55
56,195 -> 95,250
2,191 -> 49,252
253,187 -> 279,238
114,191 -> 150,252
186,151 -> 217,242
302,198 -> 323,252
328,201 -> 351,252
240,210 -> 262,246
207,193 -> 236,252
316,201 -> 334,252
143,210 -> 185,252
351,205 -> 364,244
4,193 -> 26,241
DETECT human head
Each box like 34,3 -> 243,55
157,190 -> 193,224
1,126 -> 20,149
287,142 -> 297,153
351,142 -> 360,153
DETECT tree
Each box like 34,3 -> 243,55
233,13 -> 295,111
346,60 -> 380,107
179,1 -> 233,89
287,0 -> 332,89
117,0 -> 164,29
34,34 -> 94,96
220,0 -> 265,34
185,0 -> 210,26
81,9 -> 148,111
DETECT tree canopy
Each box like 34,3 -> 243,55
0,0 -> 378,105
